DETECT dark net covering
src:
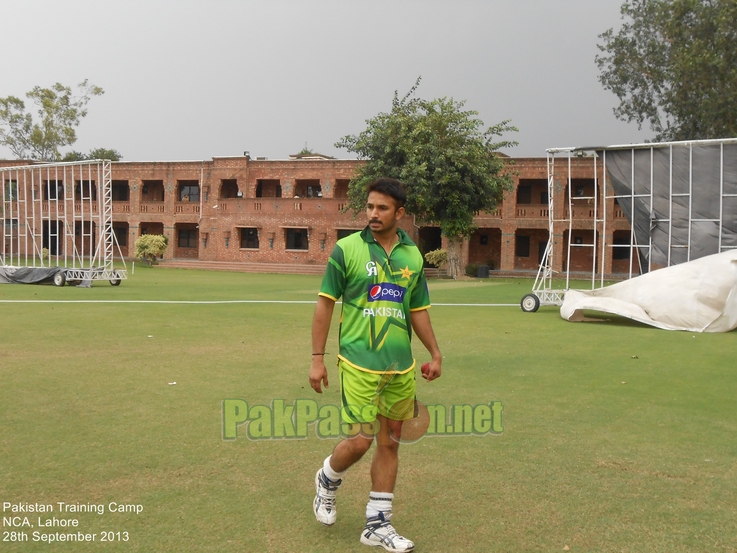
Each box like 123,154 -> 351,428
600,142 -> 737,272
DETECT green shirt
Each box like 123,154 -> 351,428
319,226 -> 431,374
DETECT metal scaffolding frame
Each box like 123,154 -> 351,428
1,160 -> 127,285
521,137 -> 737,312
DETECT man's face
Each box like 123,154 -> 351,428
366,191 -> 404,235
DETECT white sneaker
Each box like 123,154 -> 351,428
313,469 -> 341,526
360,513 -> 414,552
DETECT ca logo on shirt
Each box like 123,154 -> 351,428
366,261 -> 378,277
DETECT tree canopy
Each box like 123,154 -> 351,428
596,0 -> 737,141
0,80 -> 104,161
63,147 -> 123,161
335,79 -> 517,277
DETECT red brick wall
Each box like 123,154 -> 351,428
468,228 -> 502,269
110,157 -> 370,263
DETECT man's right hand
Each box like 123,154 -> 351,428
309,358 -> 329,393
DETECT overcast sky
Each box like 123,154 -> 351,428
1,0 -> 647,161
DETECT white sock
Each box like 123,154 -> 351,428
323,455 -> 346,482
366,491 -> 393,520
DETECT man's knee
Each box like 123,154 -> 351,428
342,430 -> 373,456
374,417 -> 403,448
376,436 -> 401,452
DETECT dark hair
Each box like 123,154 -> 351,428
366,177 -> 406,208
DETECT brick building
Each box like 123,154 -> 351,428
2,153 -> 635,276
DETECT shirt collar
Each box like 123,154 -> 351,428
360,226 -> 416,246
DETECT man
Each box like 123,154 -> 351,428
309,177 -> 442,552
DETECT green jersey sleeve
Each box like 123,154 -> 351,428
319,244 -> 346,301
409,267 -> 431,311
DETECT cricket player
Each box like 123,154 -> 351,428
309,177 -> 442,552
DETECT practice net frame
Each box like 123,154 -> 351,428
521,137 -> 737,312
1,160 -> 127,285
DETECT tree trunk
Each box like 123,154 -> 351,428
446,236 -> 463,279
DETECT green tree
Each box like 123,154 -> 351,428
62,147 -> 123,162
0,80 -> 104,160
88,147 -> 122,161
61,150 -> 88,161
335,79 -> 517,278
596,0 -> 737,141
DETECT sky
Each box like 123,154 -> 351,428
0,0 -> 647,161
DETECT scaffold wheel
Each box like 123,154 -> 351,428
53,271 -> 66,287
520,293 -> 540,312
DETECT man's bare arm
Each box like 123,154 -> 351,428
410,308 -> 442,381
309,295 -> 336,393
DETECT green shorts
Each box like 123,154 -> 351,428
339,359 -> 417,424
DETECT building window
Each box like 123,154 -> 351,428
516,235 -> 531,257
295,179 -> 322,198
44,180 -> 64,200
113,226 -> 128,246
240,228 -> 259,249
140,222 -> 163,236
256,180 -> 282,198
540,191 -> 549,204
178,181 -> 200,202
334,180 -> 349,199
178,229 -> 197,248
4,180 -> 18,201
221,179 -> 239,198
286,228 -> 308,250
570,179 -> 594,199
75,180 -> 97,201
142,180 -> 165,201
112,180 -> 130,201
337,229 -> 359,240
516,185 -> 532,205
4,218 -> 19,232
613,232 -> 631,260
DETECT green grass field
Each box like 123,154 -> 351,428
1,267 -> 735,552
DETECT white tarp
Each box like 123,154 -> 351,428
561,250 -> 737,332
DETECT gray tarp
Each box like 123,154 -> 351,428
0,267 -> 64,284
601,143 -> 737,272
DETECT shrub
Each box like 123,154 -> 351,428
424,248 -> 448,268
465,263 -> 478,277
134,234 -> 168,263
